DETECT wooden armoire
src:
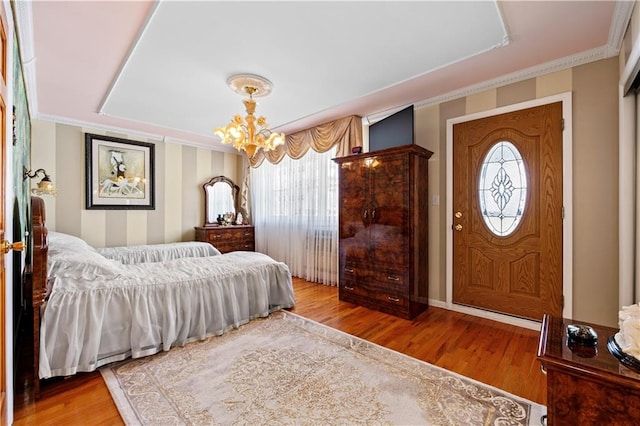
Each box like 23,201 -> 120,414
333,144 -> 433,319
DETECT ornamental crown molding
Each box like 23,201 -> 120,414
370,1 -> 634,122
413,45 -> 612,112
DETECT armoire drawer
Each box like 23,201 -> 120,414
367,291 -> 409,310
339,284 -> 411,318
341,265 -> 408,295
340,281 -> 408,305
340,263 -> 367,282
369,268 -> 408,293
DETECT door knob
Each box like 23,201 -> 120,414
455,211 -> 463,218
1,240 -> 24,254
453,224 -> 463,232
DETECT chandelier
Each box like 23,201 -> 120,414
214,74 -> 285,158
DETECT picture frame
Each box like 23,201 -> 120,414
85,133 -> 155,210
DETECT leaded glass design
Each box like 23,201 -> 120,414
478,141 -> 527,236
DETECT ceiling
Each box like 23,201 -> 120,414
13,1 -> 634,153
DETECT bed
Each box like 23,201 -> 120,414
30,196 -> 295,394
94,239 -> 221,264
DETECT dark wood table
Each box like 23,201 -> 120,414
538,314 -> 640,425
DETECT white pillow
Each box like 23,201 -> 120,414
48,231 -> 96,254
47,232 -> 122,279
48,250 -> 124,279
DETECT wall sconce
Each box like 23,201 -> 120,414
23,167 -> 57,196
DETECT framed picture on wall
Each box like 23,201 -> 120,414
85,133 -> 155,210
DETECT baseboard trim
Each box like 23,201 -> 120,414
429,298 -> 540,330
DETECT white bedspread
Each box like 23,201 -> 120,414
40,250 -> 295,379
96,241 -> 221,264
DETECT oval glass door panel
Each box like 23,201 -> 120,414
478,141 -> 527,236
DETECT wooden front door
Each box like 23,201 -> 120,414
452,102 -> 563,321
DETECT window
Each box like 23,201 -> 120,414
250,147 -> 338,285
478,141 -> 527,236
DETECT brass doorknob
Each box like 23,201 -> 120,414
1,240 -> 24,254
454,224 -> 463,232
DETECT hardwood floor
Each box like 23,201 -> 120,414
13,277 -> 546,425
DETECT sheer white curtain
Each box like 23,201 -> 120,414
250,147 -> 338,285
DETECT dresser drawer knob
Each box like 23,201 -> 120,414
387,296 -> 400,302
244,232 -> 252,236
344,285 -> 354,291
344,267 -> 354,273
387,275 -> 400,281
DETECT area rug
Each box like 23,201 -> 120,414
100,311 -> 545,425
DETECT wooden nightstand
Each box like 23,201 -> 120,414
537,314 -> 640,424
194,225 -> 255,254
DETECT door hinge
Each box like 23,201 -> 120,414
561,118 -> 565,131
562,295 -> 565,308
562,206 -> 565,220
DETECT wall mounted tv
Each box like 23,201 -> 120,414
368,105 -> 414,152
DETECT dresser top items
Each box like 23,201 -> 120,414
538,314 -> 640,387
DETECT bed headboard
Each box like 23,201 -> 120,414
31,196 -> 48,306
30,196 -> 47,397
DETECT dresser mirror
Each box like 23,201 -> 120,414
203,176 -> 240,226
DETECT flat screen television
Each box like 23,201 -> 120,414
368,105 -> 414,152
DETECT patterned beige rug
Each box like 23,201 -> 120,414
101,311 -> 545,425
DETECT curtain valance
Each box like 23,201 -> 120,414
248,115 -> 363,168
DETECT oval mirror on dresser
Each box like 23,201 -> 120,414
203,175 -> 239,226
195,176 -> 255,253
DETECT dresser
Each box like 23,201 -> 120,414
194,225 -> 255,253
333,144 -> 432,319
538,314 -> 640,424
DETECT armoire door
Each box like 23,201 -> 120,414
368,154 -> 408,268
338,159 -> 370,266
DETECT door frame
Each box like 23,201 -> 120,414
445,92 -> 573,330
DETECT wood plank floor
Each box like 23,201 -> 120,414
13,278 -> 546,425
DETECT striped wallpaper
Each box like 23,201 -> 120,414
30,121 -> 243,248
